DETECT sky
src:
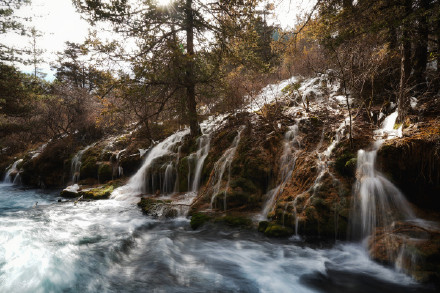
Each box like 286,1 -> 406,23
3,0 -> 315,80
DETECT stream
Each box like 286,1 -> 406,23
0,184 -> 435,293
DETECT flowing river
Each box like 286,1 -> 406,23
0,184 -> 435,293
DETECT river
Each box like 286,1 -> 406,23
0,184 -> 434,293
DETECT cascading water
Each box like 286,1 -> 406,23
111,129 -> 189,201
289,117 -> 349,236
261,123 -> 301,218
173,146 -> 182,193
0,77 -> 435,293
3,159 -> 23,184
0,184 -> 425,292
162,162 -> 175,194
350,111 -> 413,242
191,134 -> 211,192
71,145 -> 93,184
210,126 -> 245,210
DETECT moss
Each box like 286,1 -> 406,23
335,152 -> 356,177
98,163 -> 113,182
137,197 -> 172,214
226,191 -> 251,207
81,185 -> 114,200
258,221 -> 269,232
215,215 -> 252,228
264,224 -> 293,238
179,136 -> 198,155
230,177 -> 258,194
281,82 -> 301,95
190,212 -> 211,230
80,157 -> 98,180
164,208 -> 178,218
177,156 -> 190,192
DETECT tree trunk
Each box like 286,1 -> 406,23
398,0 -> 412,123
413,0 -> 429,91
437,12 -> 440,73
185,0 -> 200,137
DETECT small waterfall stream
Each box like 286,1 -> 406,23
71,145 -> 93,184
261,123 -> 301,218
191,134 -> 211,192
210,126 -> 245,210
111,129 -> 189,201
350,111 -> 414,242
3,159 -> 23,184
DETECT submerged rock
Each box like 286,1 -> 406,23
369,221 -> 440,283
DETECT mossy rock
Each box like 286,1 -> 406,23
81,185 -> 114,200
215,215 -> 252,228
179,136 -> 199,155
60,189 -> 79,198
258,221 -> 269,232
230,177 -> 258,194
137,197 -> 173,217
163,208 -> 178,219
190,212 -> 211,230
98,163 -> 113,182
119,154 -> 143,177
335,152 -> 356,177
177,156 -> 190,192
264,224 -> 293,238
80,157 -> 98,180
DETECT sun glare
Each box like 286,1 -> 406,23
157,0 -> 172,6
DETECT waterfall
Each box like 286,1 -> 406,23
261,123 -> 300,218
191,134 -> 211,192
111,129 -> 189,200
173,146 -> 182,193
210,126 -> 245,210
350,111 -> 413,242
162,162 -> 175,194
71,145 -> 93,184
3,159 -> 23,184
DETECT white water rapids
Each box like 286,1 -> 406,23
0,183 -> 430,293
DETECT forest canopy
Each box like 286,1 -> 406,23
1,0 -> 439,157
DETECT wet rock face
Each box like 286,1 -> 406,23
138,197 -> 178,218
21,137 -> 78,187
368,221 -> 440,283
193,113 -> 282,213
377,124 -> 440,210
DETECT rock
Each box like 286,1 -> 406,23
190,212 -> 211,230
377,124 -> 440,210
80,185 -> 114,200
98,163 -> 113,182
368,221 -> 440,284
214,215 -> 253,228
258,221 -> 269,232
137,197 -> 173,218
60,184 -> 81,198
263,223 -> 293,238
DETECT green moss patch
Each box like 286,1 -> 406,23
190,212 -> 212,230
81,185 -> 114,199
263,223 -> 293,238
214,215 -> 253,228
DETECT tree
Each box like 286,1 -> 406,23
28,26 -> 45,78
0,0 -> 30,62
53,41 -> 108,92
72,0 -> 261,136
